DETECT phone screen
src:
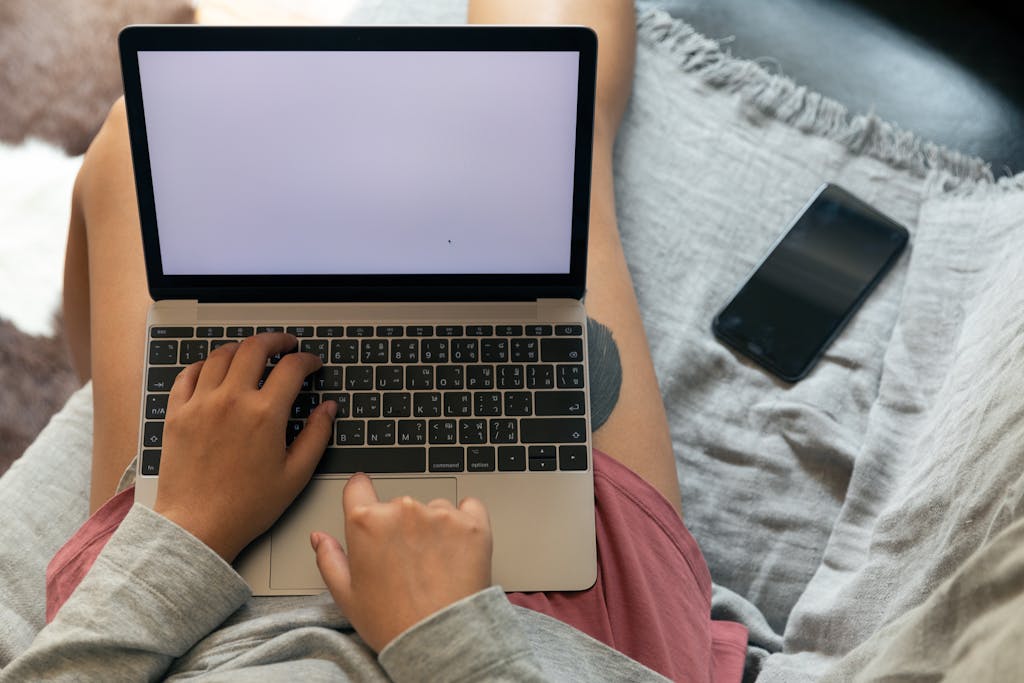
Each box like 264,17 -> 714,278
713,184 -> 908,382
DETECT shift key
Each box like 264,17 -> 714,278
520,418 -> 587,443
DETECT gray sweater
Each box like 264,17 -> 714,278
2,505 -> 666,681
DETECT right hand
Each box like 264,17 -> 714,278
311,473 -> 493,652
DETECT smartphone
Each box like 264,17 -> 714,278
712,183 -> 909,382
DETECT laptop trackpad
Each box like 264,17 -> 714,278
269,477 -> 457,591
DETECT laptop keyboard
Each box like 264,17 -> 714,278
141,324 -> 589,477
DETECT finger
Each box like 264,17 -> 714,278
312,531 -> 353,610
458,496 -> 491,529
224,332 -> 300,388
195,341 -> 240,392
167,360 -> 203,413
426,498 -> 455,510
260,351 -> 323,409
283,399 -> 337,490
343,473 -> 380,518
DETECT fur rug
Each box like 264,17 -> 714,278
0,0 -> 193,474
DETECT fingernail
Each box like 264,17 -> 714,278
324,400 -> 338,419
310,532 -> 321,551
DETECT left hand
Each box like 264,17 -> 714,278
153,332 -> 336,562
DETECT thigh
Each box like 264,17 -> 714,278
76,99 -> 154,513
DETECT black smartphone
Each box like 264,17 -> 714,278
712,183 -> 909,382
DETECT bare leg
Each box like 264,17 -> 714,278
469,0 -> 682,514
63,99 -> 154,513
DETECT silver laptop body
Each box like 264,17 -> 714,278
120,25 -> 599,593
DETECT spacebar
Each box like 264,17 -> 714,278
316,447 -> 427,474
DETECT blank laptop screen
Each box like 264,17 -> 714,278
136,50 -> 580,276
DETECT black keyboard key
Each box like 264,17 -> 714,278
459,419 -> 487,444
397,419 -> 427,445
376,325 -> 404,337
467,446 -> 496,471
335,420 -> 365,446
382,392 -> 411,417
291,393 -> 320,419
149,340 -> 178,365
210,339 -> 236,351
496,365 -> 524,389
147,366 -> 184,392
526,324 -> 553,336
196,326 -> 224,338
317,326 -> 345,337
145,394 -> 168,420
300,373 -> 315,392
555,324 -> 584,336
390,339 -> 418,363
346,366 -> 373,390
466,365 -> 493,390
414,392 -> 442,418
556,364 -> 585,389
286,420 -> 304,446
489,419 -> 517,444
429,447 -> 464,472
180,340 -> 208,364
375,366 -> 404,390
436,366 -> 463,390
257,325 -> 284,334
367,419 -> 396,445
314,367 -> 344,391
497,446 -> 526,471
352,393 -> 380,418
331,339 -> 359,364
444,392 -> 471,417
143,421 -> 164,448
407,325 -> 434,337
361,340 -> 388,363
481,339 -> 508,363
474,392 -> 501,416
227,326 -> 254,338
542,338 -> 584,362
451,339 -> 478,363
504,391 -> 533,416
406,366 -> 434,390
285,325 -> 314,337
421,340 -> 449,363
520,418 -> 586,444
150,326 -> 193,338
141,450 -> 161,476
466,325 -> 493,336
526,364 -> 554,389
495,325 -> 523,336
300,339 -> 329,363
429,419 -> 458,444
535,391 -> 586,416
528,445 -> 558,471
257,367 -> 272,389
559,445 -> 589,471
437,325 -> 463,337
510,338 -> 538,362
346,326 -> 374,337
323,393 -> 350,418
316,447 -> 426,474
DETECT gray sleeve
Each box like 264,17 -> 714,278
378,586 -> 547,682
0,504 -> 250,682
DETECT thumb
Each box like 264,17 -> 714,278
312,531 -> 353,610
286,399 -> 337,486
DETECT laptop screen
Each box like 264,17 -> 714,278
137,50 -> 579,277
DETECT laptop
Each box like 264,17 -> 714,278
119,25 -> 598,594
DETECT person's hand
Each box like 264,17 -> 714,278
312,473 -> 493,652
153,332 -> 336,562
